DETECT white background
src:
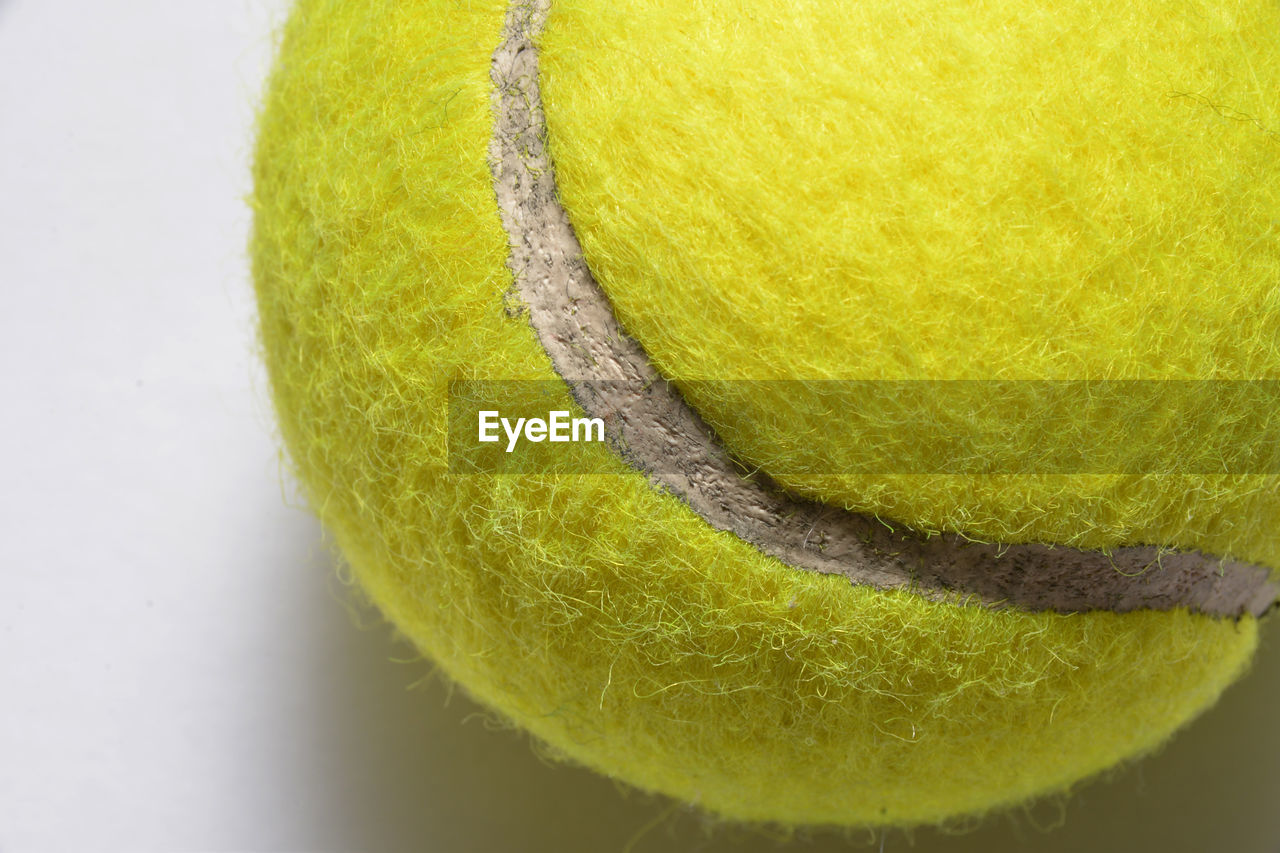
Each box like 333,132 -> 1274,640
2,1 -> 1279,851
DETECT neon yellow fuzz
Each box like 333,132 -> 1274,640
252,0 -> 1279,828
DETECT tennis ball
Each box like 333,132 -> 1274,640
252,0 -> 1280,828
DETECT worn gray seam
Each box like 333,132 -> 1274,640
485,0 -> 1277,617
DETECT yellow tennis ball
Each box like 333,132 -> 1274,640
252,0 -> 1280,828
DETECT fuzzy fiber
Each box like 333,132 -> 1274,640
252,0 -> 1269,828
542,0 -> 1280,568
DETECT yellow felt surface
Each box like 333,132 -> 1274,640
541,0 -> 1280,569
252,0 -> 1265,828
